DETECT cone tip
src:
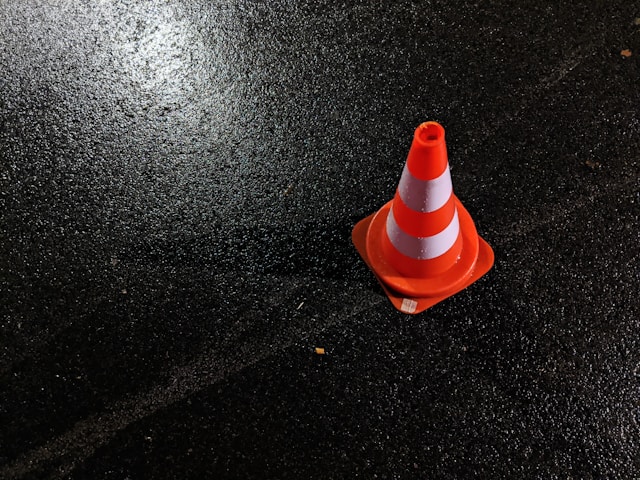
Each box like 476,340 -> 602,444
415,122 -> 445,145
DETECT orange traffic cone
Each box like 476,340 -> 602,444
352,121 -> 494,314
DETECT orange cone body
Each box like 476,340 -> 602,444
352,122 -> 494,314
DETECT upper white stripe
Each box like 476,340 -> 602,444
397,163 -> 453,213
386,207 -> 460,260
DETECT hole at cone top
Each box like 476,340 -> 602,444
417,122 -> 444,144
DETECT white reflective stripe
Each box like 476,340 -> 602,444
397,163 -> 453,213
386,207 -> 460,260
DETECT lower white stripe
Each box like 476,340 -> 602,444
397,163 -> 453,213
386,207 -> 460,260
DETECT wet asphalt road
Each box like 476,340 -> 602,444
2,1 -> 640,478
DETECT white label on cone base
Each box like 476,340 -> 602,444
401,298 -> 418,313
397,163 -> 453,213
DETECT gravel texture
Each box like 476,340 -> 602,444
1,1 -> 639,478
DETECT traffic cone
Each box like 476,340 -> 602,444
352,121 -> 494,314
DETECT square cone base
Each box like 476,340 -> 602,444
352,212 -> 494,314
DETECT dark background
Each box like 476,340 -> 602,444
2,1 -> 639,478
